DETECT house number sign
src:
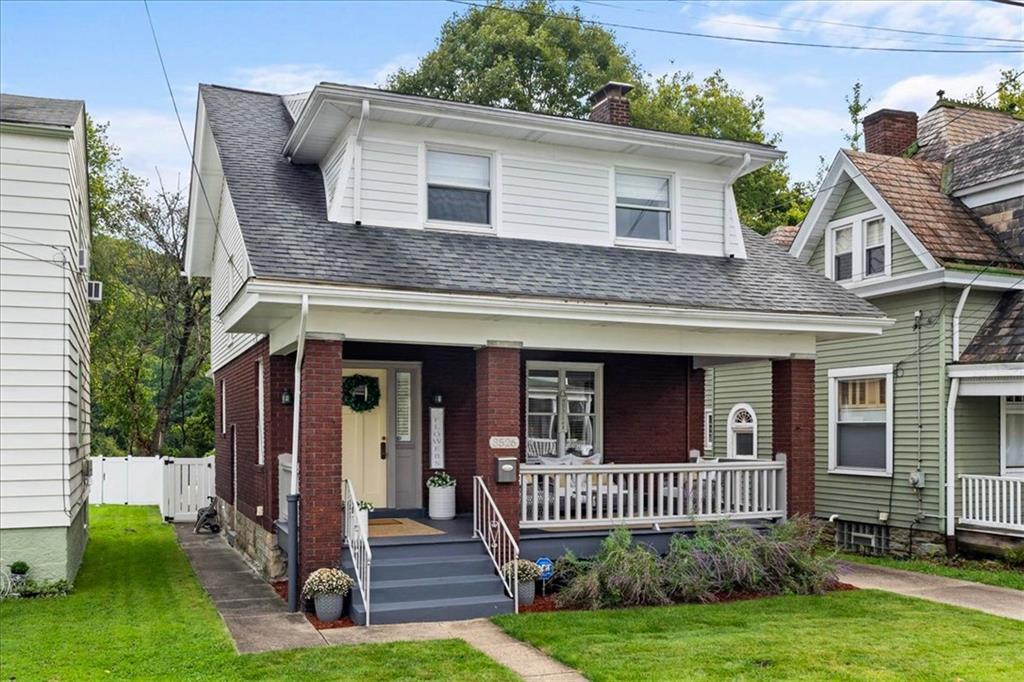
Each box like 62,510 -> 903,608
489,436 -> 520,449
429,406 -> 445,469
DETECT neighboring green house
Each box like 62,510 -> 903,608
705,101 -> 1023,557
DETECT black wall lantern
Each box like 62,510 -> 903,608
431,391 -> 444,406
281,388 -> 293,406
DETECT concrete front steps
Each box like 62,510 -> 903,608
342,536 -> 514,625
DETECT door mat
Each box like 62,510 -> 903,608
367,517 -> 445,538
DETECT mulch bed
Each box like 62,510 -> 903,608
271,581 -> 354,630
519,582 -> 857,613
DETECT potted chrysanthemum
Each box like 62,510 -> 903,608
9,561 -> 29,588
502,559 -> 542,606
301,567 -> 354,622
356,500 -> 374,531
426,471 -> 456,520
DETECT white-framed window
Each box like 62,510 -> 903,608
825,212 -> 889,283
727,403 -> 757,459
704,408 -> 713,451
256,360 -> 265,466
614,170 -> 672,244
828,364 -> 894,476
396,370 -> 413,443
1002,396 -> 1024,478
526,362 -> 603,460
426,149 -> 491,226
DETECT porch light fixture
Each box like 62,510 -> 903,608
281,388 -> 293,406
432,391 -> 444,406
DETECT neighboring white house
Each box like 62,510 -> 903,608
0,93 -> 92,582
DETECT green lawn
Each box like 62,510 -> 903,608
0,506 -> 514,681
840,552 -> 1024,591
495,591 -> 1024,681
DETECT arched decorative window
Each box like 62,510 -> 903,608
727,403 -> 757,459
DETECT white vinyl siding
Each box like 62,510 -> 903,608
1,114 -> 91,529
321,121 -> 736,256
209,185 -> 259,372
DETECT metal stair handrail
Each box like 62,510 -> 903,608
472,476 -> 520,614
344,479 -> 373,625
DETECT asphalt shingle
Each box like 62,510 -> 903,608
0,93 -> 83,128
959,291 -> 1024,364
915,104 -> 1021,162
199,84 -> 882,319
947,123 -> 1024,193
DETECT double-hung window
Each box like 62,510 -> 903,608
426,150 -> 491,226
828,365 -> 893,476
1003,396 -> 1024,477
827,214 -> 888,282
526,362 -> 602,461
615,171 -> 671,243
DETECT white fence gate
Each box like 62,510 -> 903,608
90,456 -> 214,522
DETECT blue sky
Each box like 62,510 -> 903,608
2,1 -> 1021,188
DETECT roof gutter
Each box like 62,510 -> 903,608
289,294 -> 309,496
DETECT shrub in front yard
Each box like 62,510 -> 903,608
555,520 -> 837,609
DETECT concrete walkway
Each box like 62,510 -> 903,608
839,562 -> 1024,621
175,526 -> 582,680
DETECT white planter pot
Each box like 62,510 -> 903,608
357,509 -> 369,533
428,485 -> 456,520
313,592 -> 344,622
517,580 -> 536,607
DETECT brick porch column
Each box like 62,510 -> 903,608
475,342 -> 522,537
298,339 -> 344,580
772,358 -> 815,517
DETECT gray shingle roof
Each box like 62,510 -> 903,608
959,291 -> 1024,364
947,123 -> 1024,193
0,93 -> 83,127
199,84 -> 882,319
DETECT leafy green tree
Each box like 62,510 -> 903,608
387,0 -> 640,118
969,69 -> 1024,116
842,81 -> 871,150
388,2 -> 810,232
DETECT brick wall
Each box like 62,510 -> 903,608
771,359 -> 815,516
267,353 -> 295,522
476,344 -> 523,534
863,109 -> 918,156
687,365 -> 705,454
297,339 -> 344,580
590,96 -> 631,126
972,197 -> 1024,262
213,340 -> 271,526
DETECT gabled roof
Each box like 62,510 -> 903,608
197,84 -> 882,320
960,291 -> 1024,364
0,93 -> 83,128
946,122 -> 1024,193
844,150 -> 1016,268
915,103 -> 1021,162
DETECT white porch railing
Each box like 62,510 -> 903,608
960,475 -> 1024,533
344,479 -> 373,624
520,459 -> 787,529
473,476 -> 519,614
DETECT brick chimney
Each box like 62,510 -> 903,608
589,82 -> 634,126
863,109 -> 918,156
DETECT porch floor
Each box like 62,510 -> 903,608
367,515 -> 475,546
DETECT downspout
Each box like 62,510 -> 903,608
287,294 -> 310,612
723,153 -> 752,259
952,286 -> 971,360
945,377 -> 960,555
352,99 -> 369,225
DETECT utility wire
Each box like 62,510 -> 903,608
448,0 -> 1024,53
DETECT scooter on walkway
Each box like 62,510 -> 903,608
194,496 -> 221,534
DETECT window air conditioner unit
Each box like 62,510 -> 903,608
87,280 -> 103,302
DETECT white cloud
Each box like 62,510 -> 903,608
696,13 -> 782,41
767,106 -> 848,137
233,54 -> 420,94
872,63 -> 1009,113
94,108 -> 192,192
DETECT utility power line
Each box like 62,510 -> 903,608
448,0 -> 1024,53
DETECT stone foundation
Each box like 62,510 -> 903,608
217,497 -> 286,579
821,518 -> 946,559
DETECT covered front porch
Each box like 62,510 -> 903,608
947,364 -> 1024,553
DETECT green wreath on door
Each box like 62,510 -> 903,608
342,374 -> 381,412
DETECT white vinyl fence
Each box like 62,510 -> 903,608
90,456 -> 215,522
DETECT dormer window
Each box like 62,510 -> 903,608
864,218 -> 886,277
833,226 -> 853,281
615,171 -> 671,243
427,150 -> 491,226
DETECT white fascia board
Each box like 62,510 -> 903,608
0,121 -> 75,139
284,84 -> 784,169
226,279 -> 892,338
790,152 -> 939,272
185,97 -> 218,279
846,268 -> 1024,299
954,172 -> 1024,208
949,363 -> 1024,379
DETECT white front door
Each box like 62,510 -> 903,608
342,368 -> 388,508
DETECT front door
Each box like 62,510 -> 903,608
342,368 -> 388,508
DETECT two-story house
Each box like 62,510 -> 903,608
0,94 -> 92,583
184,81 -> 889,623
706,101 -> 1023,559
